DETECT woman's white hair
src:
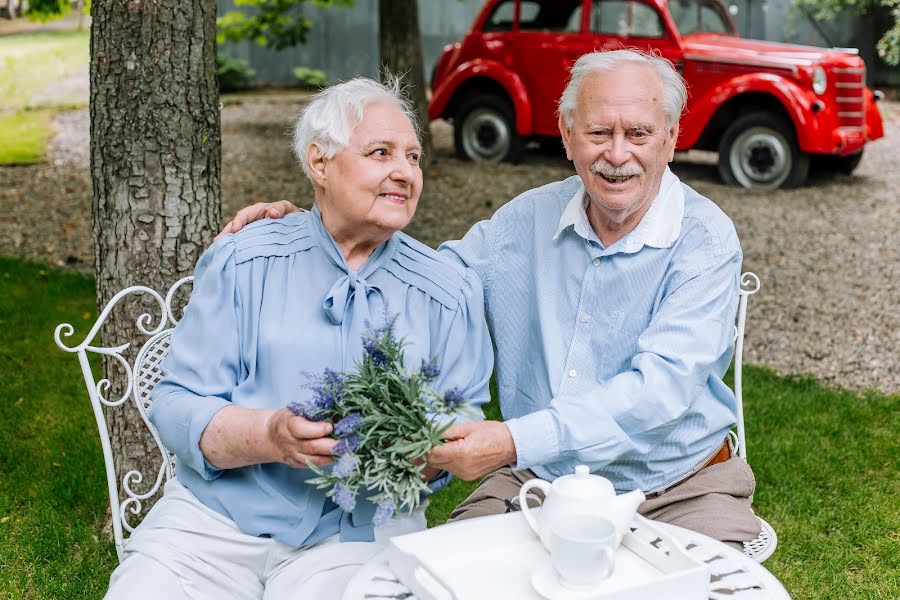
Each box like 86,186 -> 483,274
558,49 -> 687,130
292,76 -> 420,180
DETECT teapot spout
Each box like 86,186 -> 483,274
610,489 -> 646,544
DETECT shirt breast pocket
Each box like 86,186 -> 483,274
596,310 -> 650,382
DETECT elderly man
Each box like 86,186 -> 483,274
224,49 -> 761,548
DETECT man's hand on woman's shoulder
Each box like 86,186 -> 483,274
216,201 -> 302,240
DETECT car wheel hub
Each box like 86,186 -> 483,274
730,127 -> 791,189
462,109 -> 510,162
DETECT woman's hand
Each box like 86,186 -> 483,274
200,405 -> 335,469
215,201 -> 302,240
266,408 -> 338,468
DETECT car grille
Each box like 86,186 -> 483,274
832,66 -> 866,129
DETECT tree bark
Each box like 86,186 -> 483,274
378,0 -> 433,168
90,0 -> 220,521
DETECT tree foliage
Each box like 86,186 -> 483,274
800,0 -> 900,64
217,0 -> 353,50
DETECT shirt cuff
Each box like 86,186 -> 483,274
425,469 -> 452,494
505,409 -> 559,471
183,398 -> 232,480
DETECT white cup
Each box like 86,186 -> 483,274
547,514 -> 616,589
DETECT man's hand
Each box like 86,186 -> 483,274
266,409 -> 337,468
215,200 -> 302,240
427,421 -> 518,481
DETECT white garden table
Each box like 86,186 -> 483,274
343,517 -> 790,600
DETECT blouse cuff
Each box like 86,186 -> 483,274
181,398 -> 232,480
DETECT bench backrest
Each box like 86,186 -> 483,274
54,277 -> 193,562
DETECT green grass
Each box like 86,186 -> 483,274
0,254 -> 897,598
0,30 -> 89,111
0,109 -> 55,164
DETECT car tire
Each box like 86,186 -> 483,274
812,150 -> 864,176
717,112 -> 809,189
454,94 -> 522,163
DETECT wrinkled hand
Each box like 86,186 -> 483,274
215,200 -> 302,240
427,421 -> 518,481
266,409 -> 337,468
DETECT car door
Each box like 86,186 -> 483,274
507,0 -> 595,136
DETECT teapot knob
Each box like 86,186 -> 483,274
575,465 -> 590,478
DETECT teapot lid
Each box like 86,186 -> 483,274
554,465 -> 615,497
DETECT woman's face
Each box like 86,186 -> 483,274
315,100 -> 423,237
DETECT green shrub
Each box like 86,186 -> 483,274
216,54 -> 256,93
292,66 -> 327,88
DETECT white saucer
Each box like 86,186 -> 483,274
531,564 -> 602,600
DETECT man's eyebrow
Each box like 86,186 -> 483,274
364,139 -> 422,152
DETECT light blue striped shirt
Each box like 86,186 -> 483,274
440,168 -> 742,492
150,207 -> 493,547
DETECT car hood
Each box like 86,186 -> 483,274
682,34 -> 862,69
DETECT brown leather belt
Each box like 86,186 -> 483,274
704,440 -> 732,469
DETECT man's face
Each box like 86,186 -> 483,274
559,64 -> 678,231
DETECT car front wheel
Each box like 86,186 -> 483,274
717,112 -> 809,189
454,94 -> 522,163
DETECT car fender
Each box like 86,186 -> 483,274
864,88 -> 884,141
429,59 -> 534,137
680,73 -> 822,152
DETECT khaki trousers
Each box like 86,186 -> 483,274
448,458 -> 761,550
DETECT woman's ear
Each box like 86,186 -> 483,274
307,143 -> 328,187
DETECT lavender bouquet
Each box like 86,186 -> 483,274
288,318 -> 472,525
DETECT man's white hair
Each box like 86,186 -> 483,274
292,76 -> 420,180
558,49 -> 687,130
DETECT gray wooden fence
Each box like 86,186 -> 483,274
217,0 -> 897,87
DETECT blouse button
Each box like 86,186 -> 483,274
592,257 -> 601,267
568,369 -> 577,378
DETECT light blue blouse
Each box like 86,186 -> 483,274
150,206 -> 493,547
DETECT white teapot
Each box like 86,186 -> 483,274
519,465 -> 645,548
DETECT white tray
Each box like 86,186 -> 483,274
386,511 -> 710,600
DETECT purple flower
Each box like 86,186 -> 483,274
334,412 -> 363,437
287,399 -> 327,421
443,387 -> 465,409
373,499 -> 396,527
333,453 -> 358,478
362,336 -> 389,367
420,357 -> 440,380
298,368 -> 346,420
333,483 -> 357,512
333,434 -> 361,456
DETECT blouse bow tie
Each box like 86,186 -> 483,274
323,272 -> 383,326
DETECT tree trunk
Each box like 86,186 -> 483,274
90,0 -> 220,522
378,0 -> 433,168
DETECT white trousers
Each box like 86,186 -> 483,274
105,479 -> 426,600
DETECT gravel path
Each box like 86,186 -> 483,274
2,96 -> 898,394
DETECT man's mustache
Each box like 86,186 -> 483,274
590,160 -> 643,178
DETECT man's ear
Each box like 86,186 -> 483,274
558,113 -> 573,161
307,143 -> 328,187
667,122 -> 679,163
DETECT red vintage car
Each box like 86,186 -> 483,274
429,0 -> 886,189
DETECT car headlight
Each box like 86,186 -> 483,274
812,66 -> 827,95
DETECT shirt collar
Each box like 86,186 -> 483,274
552,167 -> 684,252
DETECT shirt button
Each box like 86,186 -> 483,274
580,314 -> 590,323
568,369 -> 577,378
592,257 -> 601,267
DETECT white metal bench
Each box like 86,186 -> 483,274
54,273 -> 775,564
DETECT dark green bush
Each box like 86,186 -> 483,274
216,54 -> 256,93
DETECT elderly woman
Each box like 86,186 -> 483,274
103,78 -> 493,600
